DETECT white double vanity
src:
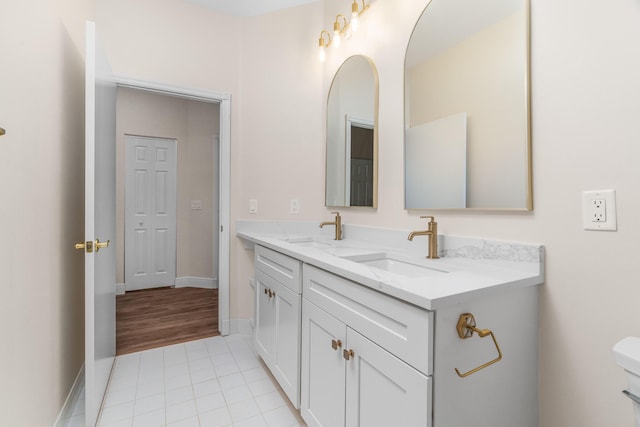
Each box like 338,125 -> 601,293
237,220 -> 544,427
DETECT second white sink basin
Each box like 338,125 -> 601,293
345,253 -> 450,278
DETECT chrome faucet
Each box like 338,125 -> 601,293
408,216 -> 439,259
320,211 -> 343,240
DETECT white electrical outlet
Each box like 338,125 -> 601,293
191,200 -> 202,210
291,199 -> 299,214
249,199 -> 258,214
583,190 -> 616,231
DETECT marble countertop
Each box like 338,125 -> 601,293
236,220 -> 544,310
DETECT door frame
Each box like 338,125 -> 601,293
115,76 -> 231,335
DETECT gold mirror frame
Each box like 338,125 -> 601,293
325,55 -> 379,208
404,0 -> 532,211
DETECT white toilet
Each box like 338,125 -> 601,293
614,337 -> 640,426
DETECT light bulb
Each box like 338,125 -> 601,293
351,14 -> 359,33
351,1 -> 360,33
318,46 -> 326,62
333,31 -> 341,48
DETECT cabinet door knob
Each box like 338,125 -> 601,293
343,349 -> 354,360
264,288 -> 268,295
331,339 -> 342,350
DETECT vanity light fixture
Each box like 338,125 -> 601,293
333,14 -> 347,48
317,0 -> 371,62
318,30 -> 331,62
350,0 -> 369,33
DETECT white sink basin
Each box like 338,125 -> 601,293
279,236 -> 334,248
345,253 -> 450,278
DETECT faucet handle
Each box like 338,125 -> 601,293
420,215 -> 436,223
331,211 -> 341,217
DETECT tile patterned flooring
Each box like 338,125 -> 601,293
64,335 -> 306,427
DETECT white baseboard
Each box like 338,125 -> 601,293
175,276 -> 218,289
54,365 -> 84,427
229,318 -> 253,337
116,283 -> 125,295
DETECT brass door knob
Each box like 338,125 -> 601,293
74,241 -> 93,253
95,239 -> 110,252
331,339 -> 342,350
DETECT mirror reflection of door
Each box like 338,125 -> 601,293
346,117 -> 374,206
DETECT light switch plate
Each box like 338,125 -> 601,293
249,199 -> 258,214
290,199 -> 299,214
582,190 -> 617,231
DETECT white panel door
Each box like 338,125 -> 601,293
301,300 -> 346,427
84,21 -> 116,427
345,328 -> 431,427
124,135 -> 177,291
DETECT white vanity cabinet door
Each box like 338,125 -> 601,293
254,266 -> 302,408
301,300 -> 347,427
345,328 -> 431,427
272,283 -> 301,407
301,300 -> 432,427
254,269 -> 276,364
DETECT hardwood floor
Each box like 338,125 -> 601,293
116,286 -> 219,355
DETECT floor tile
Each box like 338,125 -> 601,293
136,380 -> 165,399
166,385 -> 195,406
222,385 -> 253,405
168,415 -> 200,427
193,378 -> 222,398
247,378 -> 276,397
166,373 -> 192,391
199,406 -> 232,427
166,399 -> 198,424
254,391 -> 286,413
97,336 -> 306,427
241,367 -> 268,384
262,405 -> 298,427
132,408 -> 165,427
133,392 -> 165,416
233,414 -> 268,427
227,398 -> 260,423
218,373 -> 246,391
99,400 -> 134,425
196,391 -> 227,414
104,385 -> 137,408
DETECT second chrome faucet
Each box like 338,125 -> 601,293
320,211 -> 343,240
408,215 -> 439,259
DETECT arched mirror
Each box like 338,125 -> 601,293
326,55 -> 379,208
404,0 -> 531,210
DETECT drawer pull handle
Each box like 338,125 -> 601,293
331,339 -> 342,350
454,313 -> 503,378
343,349 -> 354,360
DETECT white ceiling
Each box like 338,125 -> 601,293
184,0 -> 319,16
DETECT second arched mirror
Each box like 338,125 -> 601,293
326,55 -> 379,208
404,0 -> 531,210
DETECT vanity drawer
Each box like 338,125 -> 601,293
255,245 -> 302,293
303,264 -> 433,375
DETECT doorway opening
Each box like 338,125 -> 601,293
113,78 -> 231,354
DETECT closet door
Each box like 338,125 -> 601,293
124,135 -> 177,290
